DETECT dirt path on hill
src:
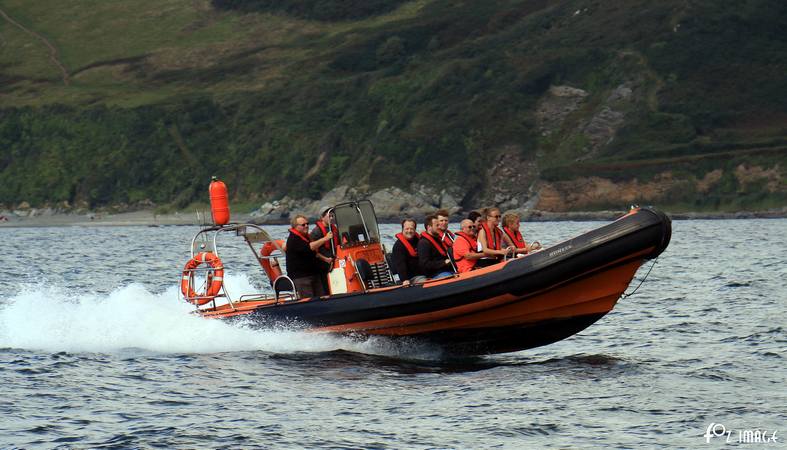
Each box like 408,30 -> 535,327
0,6 -> 70,85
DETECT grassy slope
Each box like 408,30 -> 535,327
0,0 -> 785,210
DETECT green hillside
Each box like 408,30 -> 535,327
1,0 -> 785,212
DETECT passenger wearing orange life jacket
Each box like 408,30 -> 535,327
468,210 -> 484,231
476,207 -> 515,267
467,210 -> 486,250
435,209 -> 455,248
466,211 -> 485,254
502,213 -> 542,256
391,218 -> 426,285
417,214 -> 455,279
285,214 -> 333,298
452,219 -> 485,273
309,207 -> 340,293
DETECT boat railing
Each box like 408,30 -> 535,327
184,264 -> 300,309
272,275 -> 298,303
237,293 -> 290,304
185,222 -> 290,309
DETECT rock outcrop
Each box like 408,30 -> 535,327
250,184 -> 465,223
482,145 -> 540,211
249,162 -> 786,223
534,165 -> 786,212
536,85 -> 589,137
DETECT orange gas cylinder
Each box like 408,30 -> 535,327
209,176 -> 230,226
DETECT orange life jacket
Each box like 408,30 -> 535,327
420,231 -> 447,257
478,222 -> 503,250
440,230 -> 455,247
395,233 -> 418,257
453,232 -> 479,261
288,228 -> 311,244
316,221 -> 339,251
503,226 -> 527,251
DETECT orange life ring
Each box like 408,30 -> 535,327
260,240 -> 284,284
181,251 -> 224,305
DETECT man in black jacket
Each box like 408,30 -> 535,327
417,215 -> 456,279
391,218 -> 426,285
285,214 -> 333,298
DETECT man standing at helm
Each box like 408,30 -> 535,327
310,207 -> 339,294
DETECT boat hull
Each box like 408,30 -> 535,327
207,208 -> 671,354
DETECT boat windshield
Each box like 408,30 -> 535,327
333,200 -> 380,248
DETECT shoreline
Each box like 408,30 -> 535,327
1,208 -> 786,228
0,210 -> 249,228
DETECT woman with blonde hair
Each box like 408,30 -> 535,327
476,207 -> 514,266
501,213 -> 541,255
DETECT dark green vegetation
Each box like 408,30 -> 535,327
211,0 -> 409,22
0,0 -> 785,211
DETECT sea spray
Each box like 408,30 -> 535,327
0,276 -> 443,359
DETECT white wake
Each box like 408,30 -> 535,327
0,274 -> 439,358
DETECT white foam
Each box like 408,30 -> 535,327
0,275 -> 442,359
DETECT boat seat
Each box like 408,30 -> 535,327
273,275 -> 297,302
355,258 -> 373,287
356,258 -> 395,289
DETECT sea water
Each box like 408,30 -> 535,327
1,220 -> 785,448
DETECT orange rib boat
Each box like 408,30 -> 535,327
181,194 -> 671,355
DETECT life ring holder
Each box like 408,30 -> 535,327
181,251 -> 224,306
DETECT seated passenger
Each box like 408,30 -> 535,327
452,219 -> 484,273
391,218 -> 426,285
468,210 -> 484,232
476,207 -> 515,267
502,213 -> 541,255
417,214 -> 455,279
435,209 -> 455,247
465,213 -> 484,254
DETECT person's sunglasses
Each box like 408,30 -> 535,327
297,222 -> 308,227
490,215 -> 501,219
